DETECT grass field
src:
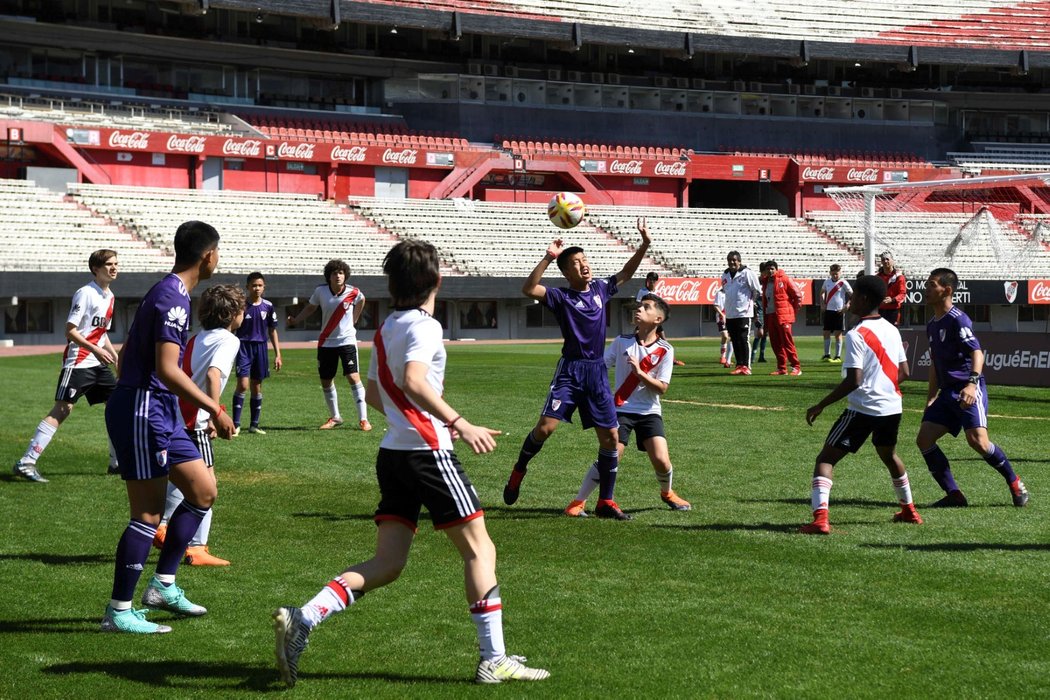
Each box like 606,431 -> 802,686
1,337 -> 1048,698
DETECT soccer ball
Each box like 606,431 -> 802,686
548,192 -> 586,229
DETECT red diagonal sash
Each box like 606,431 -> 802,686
179,334 -> 198,428
74,295 -> 115,365
614,345 -> 668,406
856,325 -> 901,396
827,280 -> 844,305
373,323 -> 441,450
317,288 -> 359,347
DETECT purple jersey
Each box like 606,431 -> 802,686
236,299 -> 277,344
118,273 -> 191,392
927,305 -> 981,390
543,275 -> 618,360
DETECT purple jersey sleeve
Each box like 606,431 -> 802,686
266,300 -> 278,331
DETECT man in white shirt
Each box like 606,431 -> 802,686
719,251 -> 761,375
820,264 -> 853,363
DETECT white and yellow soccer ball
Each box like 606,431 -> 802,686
547,191 -> 586,229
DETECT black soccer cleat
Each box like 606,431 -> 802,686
594,500 -> 632,521
929,490 -> 968,508
503,467 -> 526,505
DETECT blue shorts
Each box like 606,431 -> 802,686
236,341 -> 270,381
921,380 -> 989,437
106,386 -> 202,480
541,358 -> 618,430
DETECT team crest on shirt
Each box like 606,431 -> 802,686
155,449 -> 168,468
165,306 -> 188,331
939,329 -> 946,342
551,399 -> 562,411
343,300 -> 353,311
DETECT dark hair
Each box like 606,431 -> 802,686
726,250 -> 741,262
852,275 -> 887,316
246,271 -> 265,284
759,261 -> 770,273
645,272 -> 659,283
556,246 -> 585,272
928,267 -> 959,291
88,249 -> 117,273
173,221 -> 220,266
383,240 -> 440,306
767,260 -> 778,270
198,284 -> 246,330
323,259 -> 351,285
640,293 -> 670,322
830,264 -> 841,273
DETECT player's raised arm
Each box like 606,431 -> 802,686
615,218 -> 652,287
522,239 -> 563,301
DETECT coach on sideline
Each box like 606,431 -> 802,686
720,251 -> 762,376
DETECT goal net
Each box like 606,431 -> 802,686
816,173 -> 1050,280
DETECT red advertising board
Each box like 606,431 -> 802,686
652,277 -> 814,305
579,158 -> 689,179
1028,279 -> 1050,304
798,165 -> 912,184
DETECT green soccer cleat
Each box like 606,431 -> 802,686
475,655 -> 551,684
140,576 -> 207,616
273,606 -> 311,688
100,605 -> 172,634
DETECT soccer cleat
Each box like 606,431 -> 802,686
248,426 -> 266,435
101,605 -> 172,634
140,576 -> 207,616
563,499 -> 588,517
319,417 -> 344,430
231,427 -> 240,437
661,490 -> 692,511
800,509 -> 830,535
12,460 -> 48,483
892,504 -> 924,525
184,545 -> 230,566
273,606 -> 311,688
769,369 -> 788,376
475,655 -> 551,684
359,419 -> 373,432
152,524 -> 167,550
821,355 -> 831,362
594,500 -> 632,520
672,359 -> 686,367
929,490 -> 968,508
729,366 -> 746,375
1010,479 -> 1029,507
107,463 -> 121,475
789,367 -> 803,376
503,467 -> 527,505
740,366 -> 752,376
720,359 -> 731,368
830,357 -> 842,364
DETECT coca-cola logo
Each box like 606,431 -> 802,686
802,166 -> 835,181
381,148 -> 418,165
166,134 -> 207,153
609,159 -> 643,175
277,142 -> 316,159
108,131 -> 150,150
652,278 -> 721,305
330,145 -> 368,162
653,161 -> 687,177
847,167 -> 879,182
1029,280 -> 1050,304
222,139 -> 262,157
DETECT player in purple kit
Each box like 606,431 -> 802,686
916,268 -> 1029,508
101,221 -> 236,634
231,272 -> 282,435
502,219 -> 652,520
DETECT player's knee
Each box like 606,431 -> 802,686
49,403 -> 72,422
375,551 -> 409,580
964,432 -> 987,452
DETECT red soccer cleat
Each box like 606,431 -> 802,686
789,367 -> 803,376
892,504 -> 924,525
800,508 -> 830,535
769,369 -> 788,376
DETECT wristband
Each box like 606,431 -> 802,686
445,416 -> 461,429
968,372 -> 981,386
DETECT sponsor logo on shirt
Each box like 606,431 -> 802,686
166,306 -> 188,331
71,303 -> 81,313
959,326 -> 975,342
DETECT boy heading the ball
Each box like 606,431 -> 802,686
503,218 -> 652,520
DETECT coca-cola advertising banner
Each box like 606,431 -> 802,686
800,166 -> 904,184
652,277 -> 814,305
902,330 -> 1050,387
72,128 -> 455,169
1028,279 -> 1050,304
579,158 -> 689,179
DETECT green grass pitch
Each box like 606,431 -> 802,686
1,337 -> 1048,698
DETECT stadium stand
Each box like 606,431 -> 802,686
248,116 -> 469,148
948,142 -> 1050,171
501,139 -> 690,159
0,93 -> 236,135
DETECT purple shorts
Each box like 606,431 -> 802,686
236,341 -> 270,381
541,358 -> 618,430
921,380 -> 989,437
106,386 -> 202,480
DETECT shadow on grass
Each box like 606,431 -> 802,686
0,552 -> 109,565
0,616 -> 103,633
484,506 -> 572,519
42,660 -> 461,690
651,522 -> 803,534
741,497 -> 896,509
862,542 -> 1050,553
245,425 -> 323,433
291,511 -> 377,522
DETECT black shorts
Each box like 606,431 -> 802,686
317,344 -> 359,380
54,365 -> 116,405
822,310 -> 846,332
824,409 -> 901,453
374,448 -> 483,531
617,412 -> 666,452
189,428 -> 215,467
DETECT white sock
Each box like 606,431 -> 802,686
811,476 -> 832,511
323,385 -> 340,419
22,420 -> 57,463
470,587 -> 506,661
655,468 -> 672,495
835,338 -> 843,358
823,338 -> 831,355
109,599 -> 133,611
162,483 -> 183,525
575,461 -> 600,501
352,381 -> 367,421
155,573 -> 176,585
302,576 -> 354,629
191,508 -> 213,547
892,473 -> 914,506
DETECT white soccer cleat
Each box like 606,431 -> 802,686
273,606 -> 311,687
475,654 -> 551,684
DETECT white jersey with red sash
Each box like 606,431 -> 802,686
63,281 -> 115,369
604,333 -> 674,416
310,283 -> 364,348
842,316 -> 906,416
178,328 -> 240,430
369,308 -> 453,451
821,277 -> 853,312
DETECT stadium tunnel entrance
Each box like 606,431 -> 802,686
689,180 -> 789,214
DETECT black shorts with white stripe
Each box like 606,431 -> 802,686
54,365 -> 116,405
189,428 -> 215,467
824,409 -> 901,454
374,448 -> 482,531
